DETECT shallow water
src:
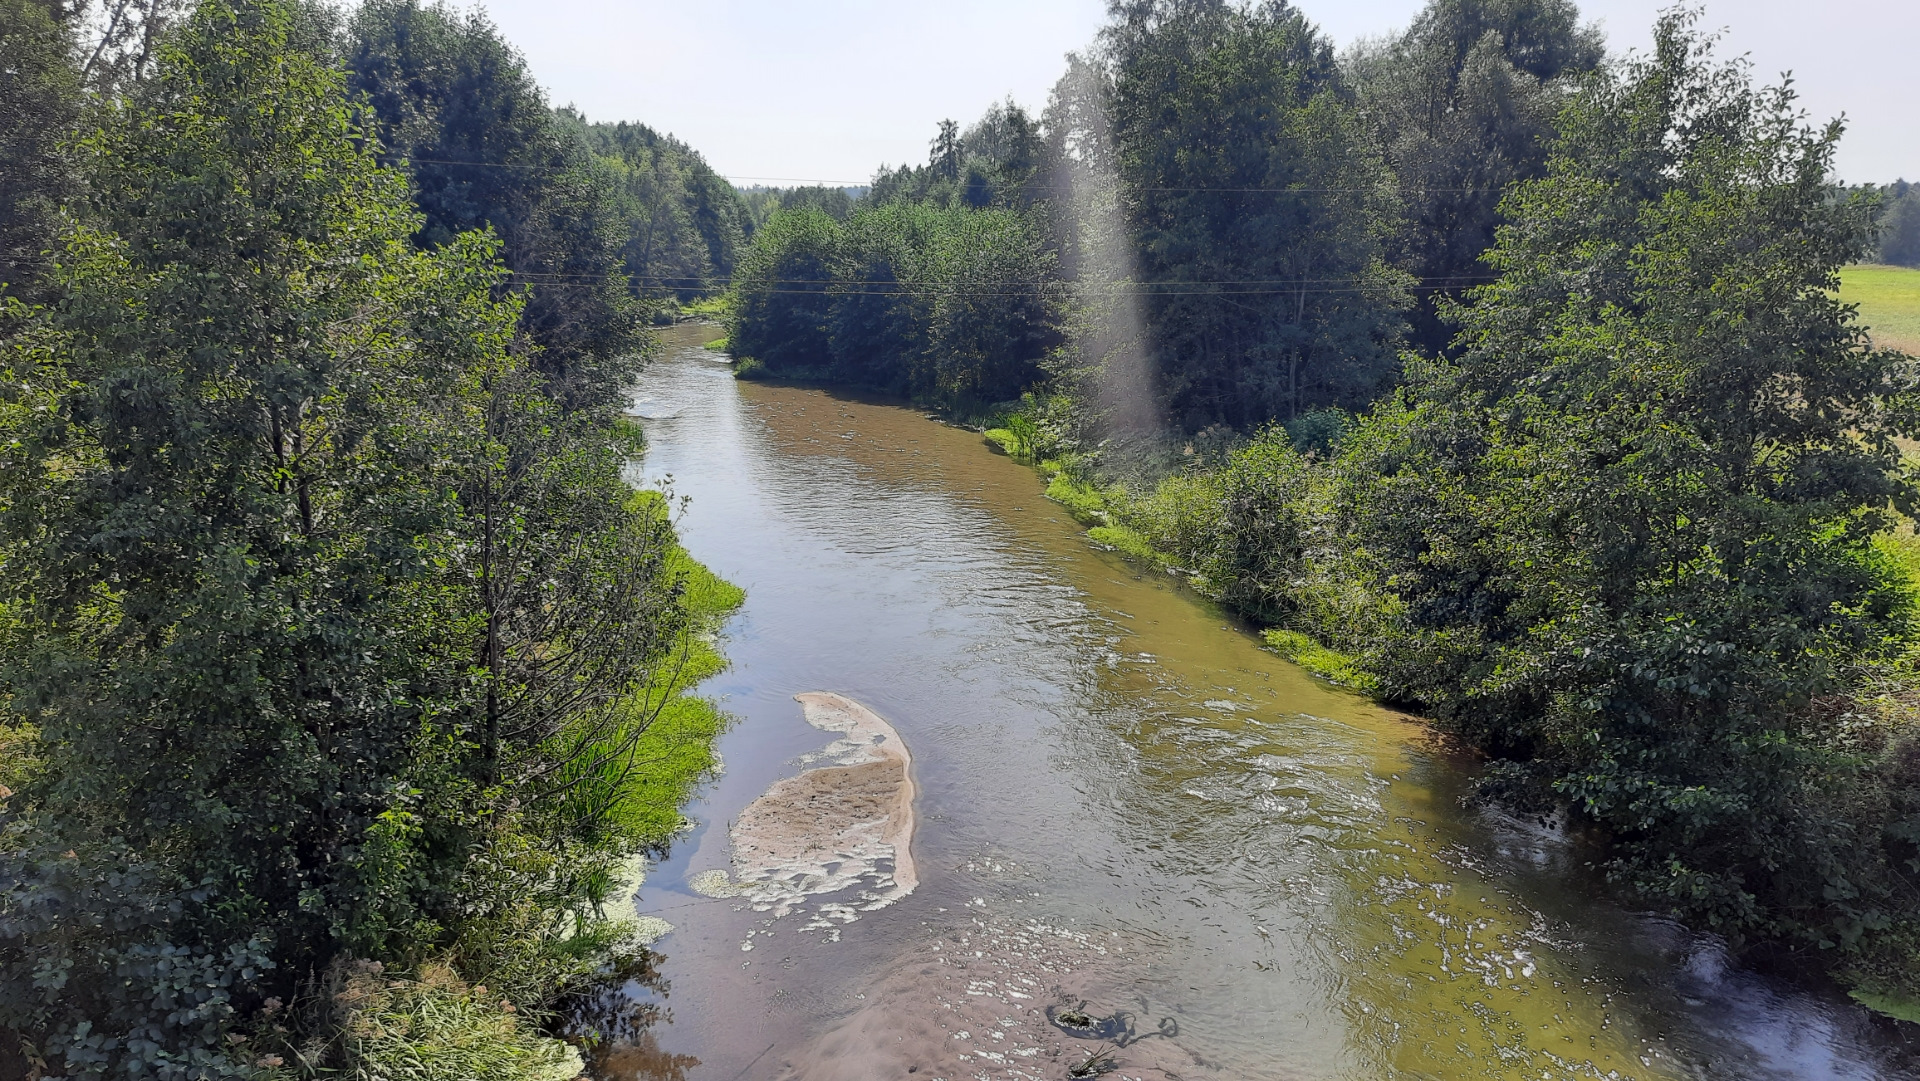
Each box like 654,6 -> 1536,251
613,325 -> 1920,1080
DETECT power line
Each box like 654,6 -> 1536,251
515,271 -> 1500,287
522,281 -> 1482,297
386,156 -> 1515,195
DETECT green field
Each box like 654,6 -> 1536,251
1839,264 -> 1920,353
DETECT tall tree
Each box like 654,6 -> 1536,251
1349,0 -> 1603,353
1878,180 -> 1920,268
0,2 -> 690,1072
1338,10 -> 1912,945
567,111 -> 752,301
727,206 -> 841,373
931,117 -> 960,181
1103,0 -> 1410,431
0,0 -> 83,307
345,0 -> 644,413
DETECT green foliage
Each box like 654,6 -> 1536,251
1849,988 -> 1920,1025
1110,472 -> 1219,566
0,2 -> 744,1074
0,0 -> 82,307
1327,11 -> 1920,967
1262,630 -> 1379,694
727,206 -> 841,373
1044,472 -> 1111,526
681,294 -> 730,320
1349,0 -> 1603,353
546,540 -> 743,853
1086,523 -> 1162,564
981,7 -> 1920,994
1281,408 -> 1350,456
345,0 -> 646,413
1877,180 -> 1920,269
258,960 -> 582,1081
870,102 -> 1048,211
728,200 -> 1065,411
1102,0 -> 1411,430
564,111 -> 752,303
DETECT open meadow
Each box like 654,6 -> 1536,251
1841,264 -> 1920,353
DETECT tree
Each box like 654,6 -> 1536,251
931,118 -> 960,180
0,2 -> 690,1072
567,111 -> 752,302
919,206 -> 1064,407
1103,0 -> 1410,431
0,0 -> 83,307
830,202 -> 938,392
1878,180 -> 1920,267
1348,0 -> 1603,353
727,206 -> 841,373
346,0 -> 645,413
728,197 -> 1066,410
1337,10 -> 1914,945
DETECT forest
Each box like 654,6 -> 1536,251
0,0 -> 746,1077
725,0 -> 1920,1015
6,0 -> 1920,1076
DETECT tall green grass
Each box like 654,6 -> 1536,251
603,550 -> 744,848
262,962 -> 585,1081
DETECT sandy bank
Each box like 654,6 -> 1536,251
691,692 -> 918,923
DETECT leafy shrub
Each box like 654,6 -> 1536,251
1113,473 -> 1222,570
1282,409 -> 1350,457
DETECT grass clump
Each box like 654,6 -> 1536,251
678,295 -> 730,320
1849,988 -> 1920,1025
602,550 -> 745,848
1045,472 -> 1110,525
1086,523 -> 1165,565
259,961 -> 584,1081
983,428 -> 1019,456
1262,630 -> 1380,694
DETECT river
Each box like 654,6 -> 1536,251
610,324 -> 1919,1080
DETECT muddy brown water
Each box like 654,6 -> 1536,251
613,324 -> 1920,1080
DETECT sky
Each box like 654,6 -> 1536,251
446,0 -> 1920,186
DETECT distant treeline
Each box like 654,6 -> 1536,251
345,0 -> 758,314
727,0 -> 1607,427
1869,180 -> 1920,267
727,0 -> 1920,1006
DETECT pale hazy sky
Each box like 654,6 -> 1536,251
440,0 -> 1919,185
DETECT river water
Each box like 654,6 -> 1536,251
613,325 -> 1919,1081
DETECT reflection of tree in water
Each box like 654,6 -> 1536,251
594,1032 -> 701,1081
557,949 -> 700,1081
